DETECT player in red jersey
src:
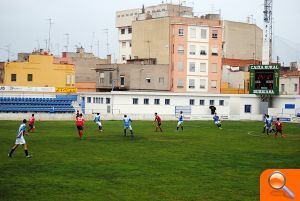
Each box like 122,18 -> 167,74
76,113 -> 85,139
154,113 -> 163,132
274,118 -> 284,138
28,114 -> 35,132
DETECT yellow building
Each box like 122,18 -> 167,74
4,54 -> 75,88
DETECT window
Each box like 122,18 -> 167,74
211,80 -> 217,89
66,75 -> 71,85
189,62 -> 196,72
120,76 -> 125,86
244,105 -> 252,113
294,84 -> 298,92
210,100 -> 215,106
177,62 -> 184,72
154,99 -> 160,105
189,45 -> 196,55
27,74 -> 33,82
219,100 -> 224,106
100,73 -> 104,83
200,79 -> 206,89
212,30 -> 218,39
146,78 -> 151,83
129,42 -> 132,47
190,99 -> 195,105
201,29 -> 207,39
165,99 -> 170,105
106,98 -> 111,104
212,47 -> 218,56
189,79 -> 195,89
200,47 -> 207,55
128,27 -> 132,34
178,28 -> 184,36
177,79 -> 184,88
211,63 -> 218,73
178,45 -> 184,54
281,84 -> 285,92
133,98 -> 139,105
200,99 -> 205,105
93,97 -> 103,104
122,55 -> 126,61
121,29 -> 125,34
159,77 -> 164,84
87,97 -> 91,103
200,63 -> 206,72
71,75 -> 75,85
122,42 -> 126,48
190,27 -> 196,39
144,98 -> 149,105
109,72 -> 113,84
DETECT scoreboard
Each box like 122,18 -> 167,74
249,65 -> 279,95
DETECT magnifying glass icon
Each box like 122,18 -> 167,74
268,171 -> 295,199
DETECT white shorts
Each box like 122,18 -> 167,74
214,121 -> 221,125
177,121 -> 183,126
96,122 -> 102,127
124,126 -> 132,130
15,136 -> 26,145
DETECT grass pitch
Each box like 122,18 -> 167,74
0,120 -> 299,201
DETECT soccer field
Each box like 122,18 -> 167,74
0,120 -> 299,201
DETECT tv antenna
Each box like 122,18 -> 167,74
46,18 -> 54,52
103,29 -> 110,55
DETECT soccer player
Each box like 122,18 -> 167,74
94,113 -> 103,132
28,114 -> 35,133
76,113 -> 85,139
75,110 -> 80,119
262,114 -> 267,133
274,118 -> 284,138
177,111 -> 184,131
265,115 -> 274,135
213,113 -> 222,129
123,115 -> 133,137
154,113 -> 163,132
8,119 -> 31,158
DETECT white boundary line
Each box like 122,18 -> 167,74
247,131 -> 267,138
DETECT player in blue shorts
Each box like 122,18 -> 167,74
123,115 -> 133,137
8,119 -> 31,158
94,113 -> 103,132
176,111 -> 184,131
213,113 -> 222,129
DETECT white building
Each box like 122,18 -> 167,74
280,71 -> 300,95
79,91 -> 300,121
115,3 -> 193,63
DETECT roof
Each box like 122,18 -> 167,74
280,70 -> 300,77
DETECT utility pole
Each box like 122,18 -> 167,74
47,18 -> 53,53
103,29 -> 109,55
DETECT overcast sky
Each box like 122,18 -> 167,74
0,0 -> 299,63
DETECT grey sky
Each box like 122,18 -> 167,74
0,0 -> 299,63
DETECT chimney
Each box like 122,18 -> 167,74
107,55 -> 112,64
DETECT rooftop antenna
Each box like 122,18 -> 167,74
90,32 -> 95,53
46,18 -> 54,52
44,39 -> 48,51
5,44 -> 11,62
64,33 -> 70,52
35,40 -> 40,50
103,29 -> 109,55
96,40 -> 100,57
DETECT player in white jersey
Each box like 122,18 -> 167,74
123,115 -> 133,137
8,119 -> 31,158
94,113 -> 103,132
176,111 -> 184,131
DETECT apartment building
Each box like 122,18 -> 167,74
116,3 -> 193,63
280,71 -> 300,95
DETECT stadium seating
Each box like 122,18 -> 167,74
0,95 -> 76,113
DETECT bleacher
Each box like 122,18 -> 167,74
0,95 -> 77,113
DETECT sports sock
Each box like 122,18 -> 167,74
124,129 -> 127,136
79,131 -> 83,138
176,127 -> 179,130
130,130 -> 133,135
181,126 -> 183,131
24,150 -> 29,157
9,148 -> 16,156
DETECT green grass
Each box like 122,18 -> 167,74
0,120 -> 299,201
